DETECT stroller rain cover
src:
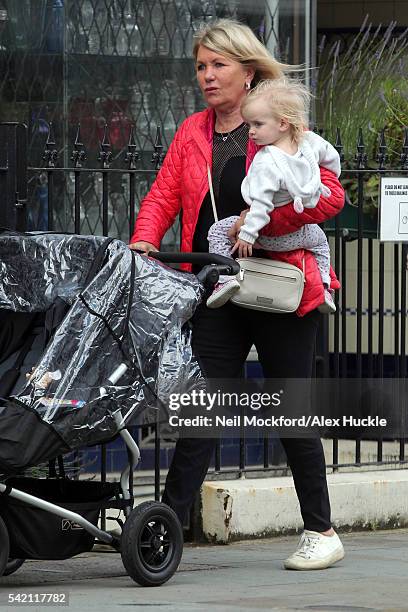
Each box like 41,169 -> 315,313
0,233 -> 204,475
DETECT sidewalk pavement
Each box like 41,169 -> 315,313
1,529 -> 408,612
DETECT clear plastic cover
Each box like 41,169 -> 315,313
0,233 -> 204,452
0,233 -> 113,312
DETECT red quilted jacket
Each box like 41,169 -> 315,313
130,108 -> 344,316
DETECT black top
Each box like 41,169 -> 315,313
192,122 -> 249,255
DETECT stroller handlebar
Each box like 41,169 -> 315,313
149,251 -> 240,275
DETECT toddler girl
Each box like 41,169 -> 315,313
207,78 -> 340,312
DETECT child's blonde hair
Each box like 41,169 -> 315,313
241,78 -> 312,143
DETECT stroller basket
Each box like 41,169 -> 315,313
0,478 -> 119,560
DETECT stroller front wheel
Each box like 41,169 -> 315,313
120,501 -> 183,587
0,516 -> 10,577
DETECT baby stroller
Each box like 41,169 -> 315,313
0,231 -> 237,586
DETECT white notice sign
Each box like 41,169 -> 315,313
379,177 -> 408,241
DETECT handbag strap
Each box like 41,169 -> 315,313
207,165 -> 219,223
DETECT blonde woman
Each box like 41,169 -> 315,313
130,19 -> 345,571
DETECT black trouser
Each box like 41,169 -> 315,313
162,302 -> 331,532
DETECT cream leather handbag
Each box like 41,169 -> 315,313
230,256 -> 305,313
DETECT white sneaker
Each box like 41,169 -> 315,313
284,530 -> 344,570
318,288 -> 336,314
206,278 -> 240,309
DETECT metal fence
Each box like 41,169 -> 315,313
1,121 -> 408,528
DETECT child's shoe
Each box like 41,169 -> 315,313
206,278 -> 240,309
318,288 -> 336,314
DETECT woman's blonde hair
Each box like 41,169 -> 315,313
241,78 -> 312,143
193,19 -> 291,85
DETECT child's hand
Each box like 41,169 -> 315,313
231,238 -> 253,258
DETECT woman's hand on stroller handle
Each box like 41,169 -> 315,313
129,241 -> 158,255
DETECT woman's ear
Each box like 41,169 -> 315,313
245,67 -> 255,87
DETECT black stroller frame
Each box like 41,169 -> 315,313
0,234 -> 239,587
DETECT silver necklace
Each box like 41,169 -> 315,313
216,124 -> 247,155
226,130 -> 248,157
215,123 -> 236,141
217,130 -> 230,142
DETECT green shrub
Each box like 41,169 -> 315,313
316,18 -> 408,214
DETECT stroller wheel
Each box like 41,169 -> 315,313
120,501 -> 183,587
0,516 -> 10,577
3,559 -> 25,576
